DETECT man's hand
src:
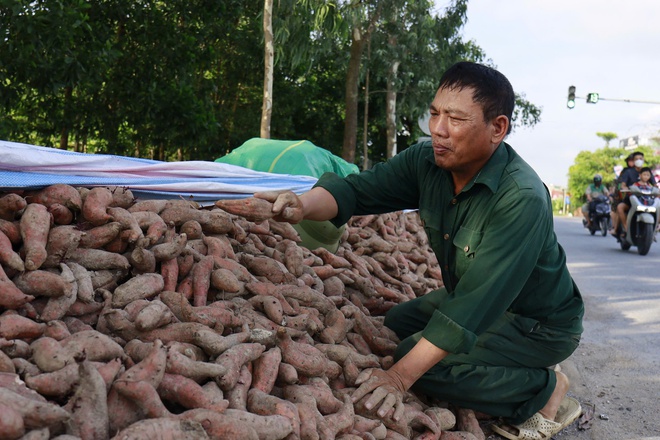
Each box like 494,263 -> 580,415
351,368 -> 407,421
253,190 -> 304,223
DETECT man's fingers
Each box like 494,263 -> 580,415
392,399 -> 405,422
253,191 -> 282,202
364,386 -> 388,411
354,369 -> 374,386
377,393 -> 397,417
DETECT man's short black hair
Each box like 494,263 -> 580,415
632,151 -> 645,158
438,61 -> 515,135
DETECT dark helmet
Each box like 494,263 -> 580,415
593,174 -> 602,184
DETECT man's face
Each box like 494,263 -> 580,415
428,86 -> 499,175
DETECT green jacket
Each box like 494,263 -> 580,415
315,141 -> 584,354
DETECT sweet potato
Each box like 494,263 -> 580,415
64,359 -> 110,439
240,253 -> 297,284
0,338 -> 31,359
47,203 -> 74,225
179,408 -> 259,440
111,418 -> 209,440
455,407 -> 485,440
193,325 -> 251,357
151,232 -> 188,261
180,219 -> 203,239
0,387 -> 70,430
134,300 -> 176,331
0,218 -> 21,245
42,320 -> 71,340
165,348 -> 228,383
0,349 -> 15,373
203,234 -> 236,259
285,378 -> 344,415
0,193 -> 27,221
215,197 -> 275,222
12,269 -> 72,298
158,373 -> 228,412
39,263 -> 78,322
247,387 -> 301,440
20,203 -> 52,271
277,361 -> 299,385
81,187 -> 114,226
424,407 -> 456,431
214,342 -> 265,390
223,409 -> 294,440
0,265 -> 35,309
67,247 -> 130,270
276,327 -> 328,377
0,312 -> 46,340
130,210 -> 168,246
251,346 -> 281,394
0,401 -> 24,439
225,364 -> 252,410
27,184 -> 82,212
78,222 -> 122,249
30,330 -> 125,372
111,273 -> 164,308
191,255 -> 214,307
248,295 -> 284,326
0,230 -> 24,272
107,206 -> 143,243
42,225 -> 84,268
108,340 -> 170,434
160,207 -> 232,235
158,290 -> 216,327
322,394 -> 355,438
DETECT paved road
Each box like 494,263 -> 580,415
550,216 -> 660,440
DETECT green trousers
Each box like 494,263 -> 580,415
384,288 -> 581,424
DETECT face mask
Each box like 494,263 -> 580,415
634,159 -> 644,167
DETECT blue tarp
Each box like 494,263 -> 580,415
0,140 -> 317,204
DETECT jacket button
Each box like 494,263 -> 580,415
464,245 -> 469,252
444,234 -> 450,240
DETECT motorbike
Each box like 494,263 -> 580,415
614,186 -> 660,255
585,194 -> 611,236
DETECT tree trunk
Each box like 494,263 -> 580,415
386,60 -> 400,158
59,86 -> 73,150
342,28 -> 365,163
260,0 -> 274,139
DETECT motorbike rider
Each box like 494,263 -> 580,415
614,152 -> 657,237
582,173 -> 609,228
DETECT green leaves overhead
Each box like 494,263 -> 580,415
0,0 -> 541,163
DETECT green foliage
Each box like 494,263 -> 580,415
596,131 -> 618,146
0,0 -> 543,164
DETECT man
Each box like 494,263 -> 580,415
615,151 -> 657,236
581,174 -> 609,228
256,62 -> 584,439
609,154 -> 635,233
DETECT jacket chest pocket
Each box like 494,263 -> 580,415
452,227 -> 483,279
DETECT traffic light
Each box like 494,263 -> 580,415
567,86 -> 576,109
586,93 -> 599,104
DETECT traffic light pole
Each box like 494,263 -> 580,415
596,97 -> 660,105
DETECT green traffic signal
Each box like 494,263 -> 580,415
586,93 -> 599,104
567,85 -> 576,109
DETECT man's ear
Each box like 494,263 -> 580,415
491,115 -> 509,144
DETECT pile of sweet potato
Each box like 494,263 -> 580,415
0,184 -> 485,440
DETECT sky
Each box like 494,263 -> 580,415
444,0 -> 660,187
